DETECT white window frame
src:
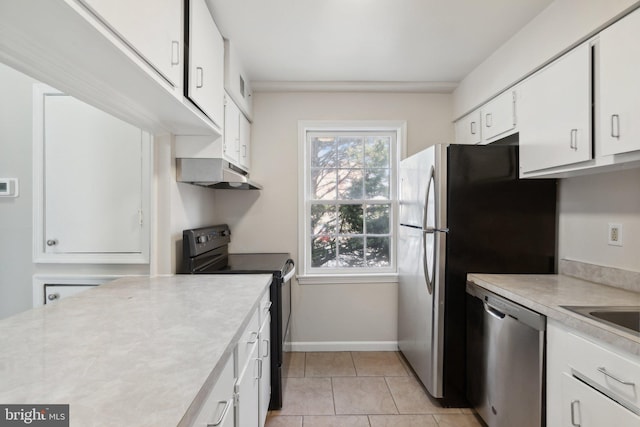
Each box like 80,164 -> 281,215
297,120 -> 406,284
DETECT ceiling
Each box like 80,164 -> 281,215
207,0 -> 554,89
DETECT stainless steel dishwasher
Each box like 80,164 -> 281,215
466,281 -> 546,427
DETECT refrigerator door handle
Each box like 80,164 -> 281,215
422,229 -> 434,295
422,166 -> 435,231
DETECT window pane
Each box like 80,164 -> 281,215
337,136 -> 363,168
338,204 -> 364,234
337,169 -> 364,200
365,168 -> 389,199
311,137 -> 336,168
365,136 -> 390,168
366,237 -> 390,267
311,236 -> 336,268
312,168 -> 337,200
311,204 -> 337,235
365,204 -> 390,234
338,237 -> 365,267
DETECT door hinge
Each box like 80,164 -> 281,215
138,209 -> 143,226
233,392 -> 239,407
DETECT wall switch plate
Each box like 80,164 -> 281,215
608,223 -> 623,246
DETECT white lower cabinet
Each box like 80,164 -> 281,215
234,289 -> 271,427
258,314 -> 271,427
560,373 -> 639,427
547,320 -> 640,427
192,355 -> 235,427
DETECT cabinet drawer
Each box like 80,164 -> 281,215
191,355 -> 235,427
565,331 -> 640,412
561,373 -> 640,426
237,308 -> 260,373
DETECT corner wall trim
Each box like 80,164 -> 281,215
286,341 -> 399,352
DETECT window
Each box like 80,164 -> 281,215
298,121 -> 405,281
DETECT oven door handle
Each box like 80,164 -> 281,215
282,263 -> 296,283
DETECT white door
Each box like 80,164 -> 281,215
258,317 -> 271,427
224,98 -> 241,164
78,0 -> 182,87
43,95 -> 143,254
519,42 -> 592,173
235,343 -> 260,427
239,114 -> 251,171
598,8 -> 640,156
482,91 -> 517,142
561,373 -> 640,426
188,0 -> 225,127
455,110 -> 482,145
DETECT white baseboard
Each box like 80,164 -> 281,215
286,341 -> 399,352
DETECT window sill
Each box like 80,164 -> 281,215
297,273 -> 398,285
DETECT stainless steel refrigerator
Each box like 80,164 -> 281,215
397,142 -> 556,406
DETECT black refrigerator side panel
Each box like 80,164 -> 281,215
441,144 -> 557,406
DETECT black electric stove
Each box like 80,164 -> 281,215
181,224 -> 294,410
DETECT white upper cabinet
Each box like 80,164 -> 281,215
519,42 -> 592,174
598,8 -> 640,156
239,113 -> 251,171
34,87 -> 150,264
481,90 -> 517,143
186,0 -> 225,128
455,110 -> 482,145
78,0 -> 182,88
225,40 -> 253,119
224,96 -> 241,165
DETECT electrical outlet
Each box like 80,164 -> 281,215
608,223 -> 623,247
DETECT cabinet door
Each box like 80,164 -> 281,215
561,373 -> 640,427
78,0 -> 181,87
44,284 -> 97,304
482,90 -> 517,142
519,43 -> 592,173
258,316 -> 271,427
224,97 -> 241,164
43,95 -> 144,255
235,343 -> 260,427
187,0 -> 225,128
239,114 -> 251,171
455,110 -> 482,145
598,8 -> 640,156
192,355 -> 235,427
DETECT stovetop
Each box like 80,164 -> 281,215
207,253 -> 292,277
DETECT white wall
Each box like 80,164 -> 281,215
559,168 -> 640,272
215,91 -> 453,349
0,62 -> 36,319
453,0 -> 639,118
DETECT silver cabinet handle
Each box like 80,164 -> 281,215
597,367 -> 635,387
171,40 -> 180,65
47,293 -> 60,301
570,400 -> 581,426
611,114 -> 620,138
262,339 -> 270,358
46,239 -> 57,246
485,113 -> 493,127
196,67 -> 204,88
256,358 -> 263,379
470,121 -> 477,135
207,399 -> 232,427
570,129 -> 578,151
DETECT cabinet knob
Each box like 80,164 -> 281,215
47,293 -> 60,301
46,239 -> 58,246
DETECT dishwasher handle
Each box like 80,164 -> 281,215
484,301 -> 506,319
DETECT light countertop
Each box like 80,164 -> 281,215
467,273 -> 640,356
0,274 -> 272,427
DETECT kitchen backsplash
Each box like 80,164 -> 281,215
559,259 -> 640,293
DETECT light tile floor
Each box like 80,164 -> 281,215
266,351 -> 485,427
